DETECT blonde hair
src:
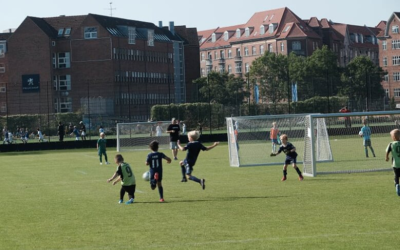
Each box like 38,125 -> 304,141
188,130 -> 200,141
280,134 -> 288,140
272,122 -> 276,127
390,129 -> 400,141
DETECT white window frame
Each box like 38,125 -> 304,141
0,41 -> 6,54
228,50 -> 232,58
147,29 -> 154,46
228,65 -> 232,74
58,52 -> 70,68
236,29 -> 241,38
260,25 -> 265,35
235,63 -> 242,73
244,47 -> 249,56
383,41 -> 387,50
268,44 -> 273,52
252,46 -> 256,55
64,28 -> 71,36
392,40 -> 400,49
393,56 -> 400,66
281,42 -> 284,52
392,25 -> 399,34
260,45 -> 264,54
84,27 -> 97,39
383,57 -> 388,66
128,27 -> 136,44
394,72 -> 400,82
245,28 -> 250,37
59,75 -> 71,91
224,31 -> 229,41
245,63 -> 250,73
58,28 -> 64,37
394,88 -> 400,97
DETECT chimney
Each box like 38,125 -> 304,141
159,21 -> 163,28
169,21 -> 175,35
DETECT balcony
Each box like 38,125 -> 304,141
205,59 -> 212,67
234,56 -> 242,62
218,58 -> 225,65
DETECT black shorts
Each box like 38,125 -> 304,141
122,185 -> 136,196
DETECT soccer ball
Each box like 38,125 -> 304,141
359,131 -> 363,136
142,171 -> 150,181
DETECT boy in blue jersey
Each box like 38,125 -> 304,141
359,119 -> 376,158
177,130 -> 219,189
146,140 -> 171,202
107,154 -> 136,204
271,134 -> 304,181
386,129 -> 400,196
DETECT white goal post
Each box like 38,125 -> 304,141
226,114 -> 333,169
116,121 -> 172,152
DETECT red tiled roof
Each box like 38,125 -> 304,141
308,17 -> 321,28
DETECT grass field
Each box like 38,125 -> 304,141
0,144 -> 399,250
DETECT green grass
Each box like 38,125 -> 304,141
0,144 -> 399,250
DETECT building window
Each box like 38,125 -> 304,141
59,75 -> 71,91
201,53 -> 205,61
252,46 -> 256,55
394,72 -> 400,82
224,31 -> 229,41
236,29 -> 241,38
235,63 -> 242,73
84,27 -> 97,39
244,47 -> 249,56
220,50 -> 225,59
392,40 -> 400,49
58,52 -> 70,68
260,45 -> 264,54
228,65 -> 232,74
245,28 -> 250,37
392,25 -> 399,34
236,48 -> 241,57
393,56 -> 400,66
208,52 -> 212,60
147,29 -> 154,46
0,102 -> 6,113
0,41 -> 6,54
268,44 -> 273,52
384,57 -> 388,66
64,28 -> 71,36
395,88 -> 400,97
55,97 -> 72,113
384,74 -> 389,82
383,41 -> 387,50
128,27 -> 136,44
219,64 -> 224,74
212,33 -> 216,42
292,41 -> 301,51
58,28 -> 64,37
281,42 -> 284,52
260,25 -> 265,35
228,50 -> 232,58
245,63 -> 250,73
214,51 -> 218,59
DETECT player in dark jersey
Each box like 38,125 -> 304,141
146,140 -> 171,202
271,134 -> 304,181
177,130 -> 219,189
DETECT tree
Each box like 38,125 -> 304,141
250,52 -> 289,109
193,72 -> 247,105
340,56 -> 385,110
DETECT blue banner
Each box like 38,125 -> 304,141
254,85 -> 259,104
292,82 -> 298,102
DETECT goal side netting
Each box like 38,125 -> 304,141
226,114 -> 333,168
116,121 -> 172,152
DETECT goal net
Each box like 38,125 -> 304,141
303,111 -> 400,176
227,110 -> 400,177
116,121 -> 172,152
226,114 -> 333,168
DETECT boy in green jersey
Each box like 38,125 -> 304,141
107,154 -> 136,204
385,129 -> 400,196
97,132 -> 109,165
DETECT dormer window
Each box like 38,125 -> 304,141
283,26 -> 291,33
260,25 -> 265,35
128,27 -> 136,44
393,25 -> 399,34
245,28 -> 250,37
354,33 -> 358,43
224,31 -> 229,41
84,27 -> 97,39
64,28 -> 71,36
58,29 -> 64,37
236,29 -> 241,38
212,33 -> 216,42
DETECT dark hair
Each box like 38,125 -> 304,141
149,140 -> 159,151
115,154 -> 124,163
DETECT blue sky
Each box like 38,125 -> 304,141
1,0 -> 397,32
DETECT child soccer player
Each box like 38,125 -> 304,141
359,119 -> 376,158
146,140 -> 172,202
71,126 -> 80,141
177,130 -> 219,188
270,134 -> 304,181
107,154 -> 136,204
270,122 -> 280,153
97,132 -> 109,165
385,129 -> 400,196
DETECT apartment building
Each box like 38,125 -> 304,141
0,14 -> 199,121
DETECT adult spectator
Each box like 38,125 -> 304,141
79,121 -> 87,140
166,118 -> 180,160
58,122 -> 65,142
339,106 -> 351,128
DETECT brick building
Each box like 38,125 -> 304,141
377,12 -> 400,101
198,7 -> 382,103
0,14 -> 199,121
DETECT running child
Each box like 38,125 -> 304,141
271,134 -> 304,181
107,154 -> 136,204
146,140 -> 172,202
359,119 -> 376,157
177,130 -> 219,188
385,129 -> 400,196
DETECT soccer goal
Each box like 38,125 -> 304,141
227,110 -> 400,177
116,121 -> 172,152
226,114 -> 333,168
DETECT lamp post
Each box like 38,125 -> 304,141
206,59 -> 212,134
247,72 -> 250,115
